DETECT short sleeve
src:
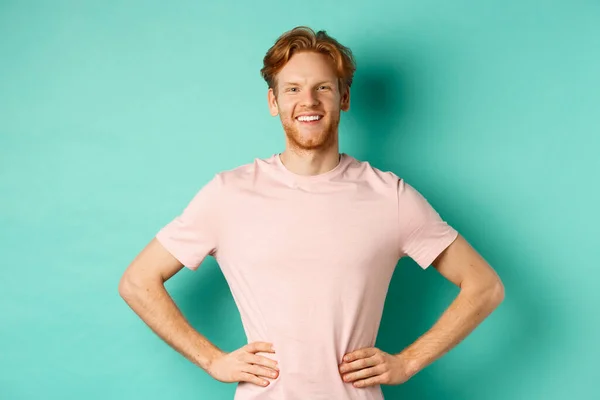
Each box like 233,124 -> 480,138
397,178 -> 458,269
155,174 -> 222,270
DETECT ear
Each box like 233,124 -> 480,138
340,85 -> 351,112
268,88 -> 279,117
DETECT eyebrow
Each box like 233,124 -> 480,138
281,81 -> 335,86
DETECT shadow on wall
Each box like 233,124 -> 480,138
350,49 -> 564,399
344,55 -> 407,171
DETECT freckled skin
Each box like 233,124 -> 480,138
267,51 -> 350,155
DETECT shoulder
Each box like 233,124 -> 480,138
213,153 -> 279,187
344,154 -> 402,190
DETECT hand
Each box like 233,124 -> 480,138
207,342 -> 280,387
338,347 -> 415,388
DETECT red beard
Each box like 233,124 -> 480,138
281,113 -> 340,151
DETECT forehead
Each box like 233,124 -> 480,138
276,51 -> 338,83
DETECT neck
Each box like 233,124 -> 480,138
279,147 -> 341,177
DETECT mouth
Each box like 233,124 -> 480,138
295,114 -> 324,125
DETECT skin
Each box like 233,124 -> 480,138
267,51 -> 349,177
118,50 -> 505,390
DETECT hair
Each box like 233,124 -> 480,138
260,26 -> 356,96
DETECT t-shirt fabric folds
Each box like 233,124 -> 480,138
156,153 -> 458,400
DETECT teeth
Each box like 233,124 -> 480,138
297,115 -> 321,122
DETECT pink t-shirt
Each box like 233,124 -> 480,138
156,153 -> 458,400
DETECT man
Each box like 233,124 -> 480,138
118,26 -> 504,400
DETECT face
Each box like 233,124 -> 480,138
267,51 -> 350,152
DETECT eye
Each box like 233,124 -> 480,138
287,87 -> 299,92
318,85 -> 330,90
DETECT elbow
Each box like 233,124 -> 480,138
118,270 -> 164,302
118,273 -> 135,300
118,272 -> 146,302
487,278 -> 505,308
464,276 -> 505,309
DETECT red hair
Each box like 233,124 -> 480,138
260,26 -> 356,95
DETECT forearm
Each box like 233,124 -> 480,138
398,283 -> 504,375
119,278 -> 223,371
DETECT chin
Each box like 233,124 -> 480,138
295,134 -> 335,150
282,120 -> 338,148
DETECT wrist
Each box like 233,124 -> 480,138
197,345 -> 225,371
395,351 -> 422,378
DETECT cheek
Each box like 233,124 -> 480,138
323,95 -> 340,108
278,103 -> 295,118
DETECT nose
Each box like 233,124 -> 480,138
300,88 -> 320,107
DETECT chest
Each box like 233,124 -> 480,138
218,191 -> 399,281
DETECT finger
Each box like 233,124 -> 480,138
353,374 -> 384,388
340,356 -> 378,373
343,366 -> 382,383
245,353 -> 279,371
239,372 -> 270,387
246,342 -> 275,354
243,364 -> 280,380
343,347 -> 377,363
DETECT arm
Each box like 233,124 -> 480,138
397,233 -> 505,375
118,238 -> 223,371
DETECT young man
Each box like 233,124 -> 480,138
119,26 -> 504,400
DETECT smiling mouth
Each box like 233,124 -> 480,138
296,115 -> 323,124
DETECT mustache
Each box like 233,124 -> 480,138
294,110 -> 325,115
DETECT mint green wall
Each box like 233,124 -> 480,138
1,1 -> 598,399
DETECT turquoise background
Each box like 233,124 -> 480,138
1,1 -> 598,399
